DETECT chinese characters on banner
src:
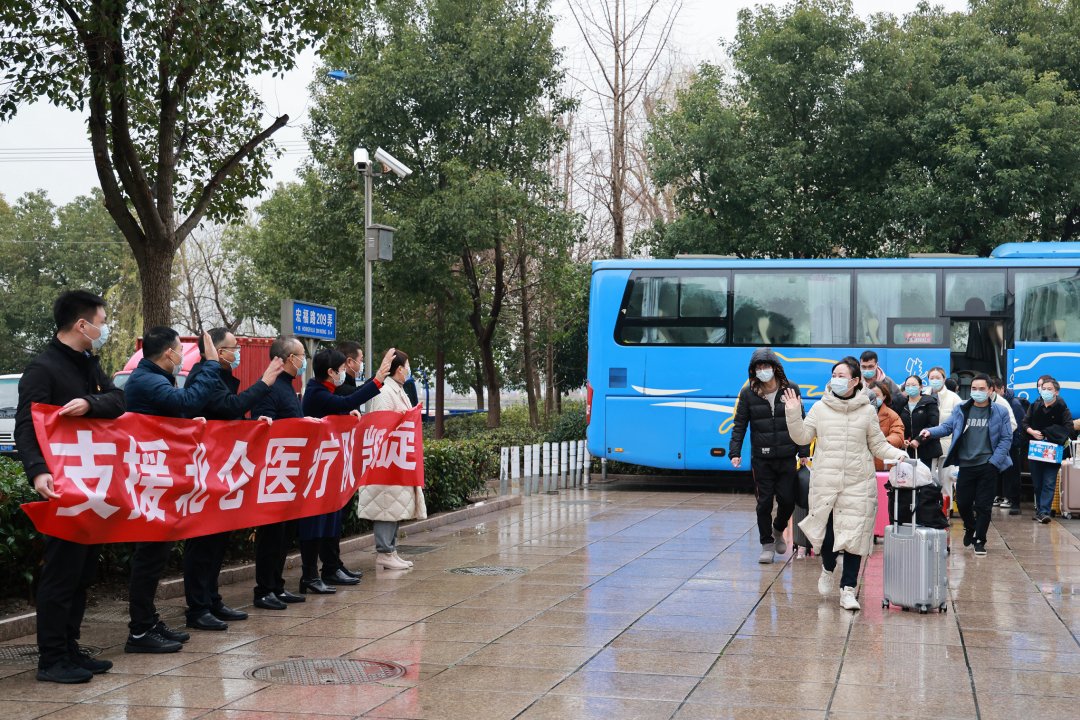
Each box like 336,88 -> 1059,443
23,403 -> 424,544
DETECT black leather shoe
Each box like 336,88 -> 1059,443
321,568 -> 360,586
69,645 -> 112,674
153,621 -> 190,644
36,659 -> 92,683
254,593 -> 287,610
211,604 -> 248,621
125,631 -> 182,654
275,589 -> 306,603
187,611 -> 228,631
299,577 -> 337,594
340,566 -> 363,580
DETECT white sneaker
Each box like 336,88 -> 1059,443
773,531 -> 787,556
758,545 -> 775,564
376,552 -> 411,570
839,586 -> 861,611
818,568 -> 834,596
392,551 -> 414,568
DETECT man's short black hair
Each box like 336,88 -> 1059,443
270,335 -> 300,361
990,376 -> 1005,390
144,326 -> 180,360
859,350 -> 879,364
336,340 -> 362,360
53,290 -> 106,331
313,349 -> 347,380
971,373 -> 992,388
197,327 -> 231,358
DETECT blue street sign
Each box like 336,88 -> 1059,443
281,299 -> 337,341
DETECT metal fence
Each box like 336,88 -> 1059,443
497,440 -> 590,496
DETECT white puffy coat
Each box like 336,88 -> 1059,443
357,377 -> 427,523
786,387 -> 908,557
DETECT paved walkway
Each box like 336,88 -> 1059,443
1,487 -> 1079,720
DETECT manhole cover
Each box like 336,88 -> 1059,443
0,644 -> 103,665
83,603 -> 185,623
245,658 -> 405,685
448,566 -> 527,576
395,545 -> 440,555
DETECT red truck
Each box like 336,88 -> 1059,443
113,335 -> 302,396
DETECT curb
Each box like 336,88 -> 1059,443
0,494 -> 522,643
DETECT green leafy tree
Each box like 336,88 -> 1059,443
0,1 -> 353,330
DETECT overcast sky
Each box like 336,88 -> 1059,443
0,0 -> 969,207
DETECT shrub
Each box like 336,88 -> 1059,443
545,401 -> 586,443
422,438 -> 496,512
0,456 -> 42,600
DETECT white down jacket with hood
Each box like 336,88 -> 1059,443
786,385 -> 908,557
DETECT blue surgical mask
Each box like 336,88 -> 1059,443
229,348 -> 241,370
1040,389 -> 1056,404
170,348 -> 184,376
861,369 -> 875,380
830,377 -> 850,395
756,369 -> 774,383
929,378 -> 944,391
970,390 -> 988,403
81,321 -> 111,352
905,385 -> 920,397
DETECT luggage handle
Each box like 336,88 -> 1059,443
884,457 -> 920,530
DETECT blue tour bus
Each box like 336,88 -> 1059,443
586,242 -> 1080,472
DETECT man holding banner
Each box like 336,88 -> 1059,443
15,290 -> 125,684
122,326 -> 227,653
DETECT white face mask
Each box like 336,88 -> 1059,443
830,377 -> 850,395
756,368 -> 774,383
81,320 -> 111,352
332,368 -> 346,387
169,347 -> 184,376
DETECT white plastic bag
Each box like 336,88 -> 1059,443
888,458 -> 936,489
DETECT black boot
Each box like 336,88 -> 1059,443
299,577 -> 337,594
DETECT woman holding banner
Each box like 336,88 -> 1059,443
298,348 -> 395,593
363,350 -> 425,571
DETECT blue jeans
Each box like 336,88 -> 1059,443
1029,460 -> 1060,516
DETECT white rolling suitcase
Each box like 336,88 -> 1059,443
882,459 -> 949,614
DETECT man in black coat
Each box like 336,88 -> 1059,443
122,326 -> 225,654
334,340 -> 364,397
728,347 -> 809,564
15,290 -> 125,683
248,335 -> 309,610
182,328 -> 284,631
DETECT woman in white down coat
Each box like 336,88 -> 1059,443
362,350 -> 427,570
783,358 -> 908,611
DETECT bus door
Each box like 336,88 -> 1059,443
941,269 -> 1009,397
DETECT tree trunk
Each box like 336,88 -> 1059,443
519,252 -> 540,427
544,336 -> 556,419
480,334 -> 501,428
132,240 -> 177,330
434,344 -> 446,440
473,360 -> 485,410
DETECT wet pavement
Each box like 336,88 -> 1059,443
1,487 -> 1079,719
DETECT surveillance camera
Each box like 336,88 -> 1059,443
374,147 -> 412,178
353,147 -> 370,171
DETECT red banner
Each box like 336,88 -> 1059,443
22,403 -> 425,544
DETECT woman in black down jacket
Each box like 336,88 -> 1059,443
897,374 -> 942,468
728,347 -> 809,564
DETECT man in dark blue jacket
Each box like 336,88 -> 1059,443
922,373 -> 1013,557
992,377 -> 1026,516
16,290 -> 125,683
248,335 -> 309,610
123,327 -> 224,653
181,328 -> 284,631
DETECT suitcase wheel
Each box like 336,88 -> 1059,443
1065,513 -> 1073,520
918,606 -> 929,614
882,600 -> 890,609
940,605 -> 949,614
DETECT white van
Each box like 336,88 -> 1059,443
0,374 -> 19,456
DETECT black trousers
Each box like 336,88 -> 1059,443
1002,444 -> 1023,506
820,512 -> 862,587
128,541 -> 173,634
36,536 -> 99,668
300,537 -> 344,579
254,522 -> 289,597
751,456 -> 798,545
956,462 -> 999,545
183,532 -> 229,619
